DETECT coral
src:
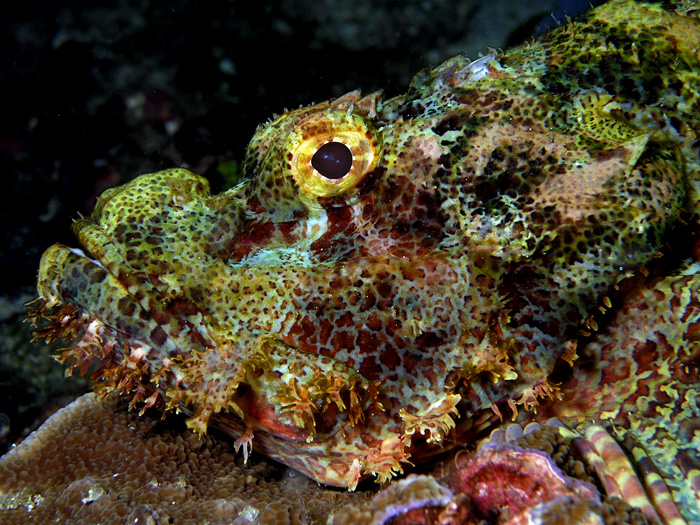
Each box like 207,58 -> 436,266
332,425 -> 654,525
0,393 -> 371,525
0,403 -> 669,525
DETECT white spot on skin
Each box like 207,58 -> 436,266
466,52 -> 498,82
85,319 -> 104,339
69,247 -> 107,271
130,346 -> 147,361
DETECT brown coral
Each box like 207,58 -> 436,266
0,398 -> 664,525
0,393 -> 371,524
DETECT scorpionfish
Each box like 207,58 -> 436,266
29,0 -> 700,505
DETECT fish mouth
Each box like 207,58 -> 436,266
30,242 -> 189,369
35,245 -> 107,305
30,167 -> 246,371
29,240 -> 372,428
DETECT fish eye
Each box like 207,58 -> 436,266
311,141 -> 354,180
287,112 -> 381,197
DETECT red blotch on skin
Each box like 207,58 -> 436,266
379,346 -> 402,371
310,206 -> 354,256
335,311 -> 355,327
229,221 -> 298,260
356,329 -> 380,354
359,355 -> 380,381
318,322 -> 333,346
631,340 -> 660,374
367,312 -> 383,331
331,329 -> 356,353
599,343 -> 632,386
229,221 -> 275,259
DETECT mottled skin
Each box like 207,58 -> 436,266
28,0 -> 700,520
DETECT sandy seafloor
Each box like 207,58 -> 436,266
0,0 -> 586,455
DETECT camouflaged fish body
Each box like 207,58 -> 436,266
29,2 -> 700,519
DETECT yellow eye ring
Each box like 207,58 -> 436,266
287,112 -> 381,197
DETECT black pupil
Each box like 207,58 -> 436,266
311,142 -> 353,179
